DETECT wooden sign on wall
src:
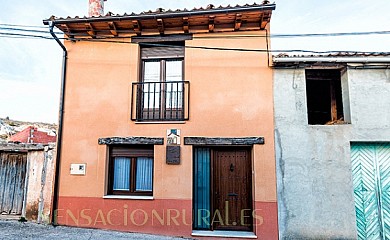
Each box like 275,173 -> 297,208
166,146 -> 180,165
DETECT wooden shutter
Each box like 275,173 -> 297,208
141,45 -> 184,59
110,146 -> 153,157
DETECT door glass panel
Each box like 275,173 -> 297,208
193,148 -> 211,230
165,60 -> 183,109
143,61 -> 161,109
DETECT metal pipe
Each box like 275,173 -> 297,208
48,21 -> 67,225
265,28 -> 270,66
273,57 -> 390,63
43,4 -> 276,25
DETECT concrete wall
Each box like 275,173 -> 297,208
273,67 -> 390,239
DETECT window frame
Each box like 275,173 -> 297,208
305,68 -> 346,125
141,58 -> 184,115
135,42 -> 186,122
107,145 -> 154,196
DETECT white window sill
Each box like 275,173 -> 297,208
192,230 -> 257,239
135,121 -> 186,124
103,195 -> 154,200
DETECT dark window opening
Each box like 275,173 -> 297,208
305,69 -> 344,125
108,145 -> 154,196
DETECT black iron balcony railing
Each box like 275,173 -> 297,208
131,81 -> 190,121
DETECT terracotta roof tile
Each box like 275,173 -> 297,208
48,2 -> 273,20
9,126 -> 56,144
274,52 -> 390,58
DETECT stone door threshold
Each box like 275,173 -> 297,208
192,230 -> 257,239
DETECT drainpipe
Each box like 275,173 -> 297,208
265,28 -> 270,67
48,21 -> 67,225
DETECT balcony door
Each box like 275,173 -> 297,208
138,42 -> 185,121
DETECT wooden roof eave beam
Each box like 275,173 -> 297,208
234,14 -> 242,31
85,23 -> 96,38
157,18 -> 164,35
260,11 -> 271,30
132,20 -> 141,35
108,22 -> 118,36
209,16 -> 215,32
60,24 -> 73,39
183,17 -> 189,33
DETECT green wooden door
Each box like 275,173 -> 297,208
351,143 -> 390,240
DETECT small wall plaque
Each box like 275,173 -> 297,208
70,163 -> 86,175
167,129 -> 180,145
166,146 -> 180,165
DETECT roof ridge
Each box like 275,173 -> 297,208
47,2 -> 275,20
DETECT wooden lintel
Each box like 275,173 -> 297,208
208,16 -> 215,32
183,17 -> 189,33
108,22 -> 118,36
184,137 -> 265,145
234,14 -> 242,31
98,137 -> 164,145
132,20 -> 141,34
85,23 -> 95,37
157,19 -> 164,34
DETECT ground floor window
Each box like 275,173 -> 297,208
108,145 -> 153,196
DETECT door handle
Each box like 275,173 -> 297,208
230,163 -> 234,172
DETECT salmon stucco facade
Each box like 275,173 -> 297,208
44,2 -> 278,239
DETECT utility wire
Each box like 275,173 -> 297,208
1,23 -> 390,39
0,32 -> 52,40
65,38 -> 390,54
272,30 -> 390,38
0,30 -> 389,55
0,26 -> 62,35
1,21 -> 390,37
0,35 -> 34,40
0,23 -> 48,29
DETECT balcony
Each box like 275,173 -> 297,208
131,81 -> 190,121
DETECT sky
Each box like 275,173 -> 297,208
0,0 -> 389,123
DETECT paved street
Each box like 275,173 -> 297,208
0,220 -> 188,240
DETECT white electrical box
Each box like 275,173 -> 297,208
70,163 -> 86,175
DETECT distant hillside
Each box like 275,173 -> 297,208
0,118 -> 57,143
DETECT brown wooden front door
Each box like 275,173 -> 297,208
213,148 -> 252,231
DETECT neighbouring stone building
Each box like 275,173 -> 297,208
273,53 -> 390,239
